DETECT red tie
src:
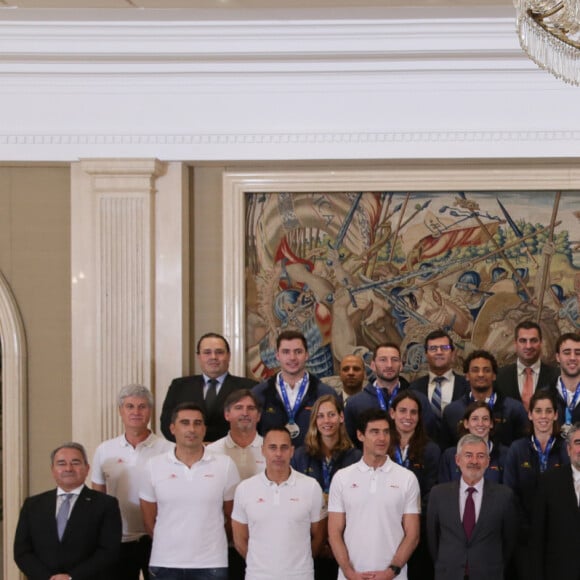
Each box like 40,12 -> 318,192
463,487 -> 476,540
522,367 -> 533,411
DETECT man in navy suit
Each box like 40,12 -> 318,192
531,422 -> 580,580
160,332 -> 257,442
410,329 -> 469,445
14,442 -> 122,580
495,320 -> 559,411
427,434 -> 517,580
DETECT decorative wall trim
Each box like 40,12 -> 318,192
0,270 -> 27,580
71,159 -> 166,457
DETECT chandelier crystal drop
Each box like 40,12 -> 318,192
514,0 -> 580,85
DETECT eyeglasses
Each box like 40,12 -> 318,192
426,345 -> 453,352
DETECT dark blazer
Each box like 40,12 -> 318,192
530,465 -> 580,580
14,485 -> 122,580
160,372 -> 257,442
495,362 -> 559,402
252,373 -> 337,448
427,480 -> 517,580
409,372 -> 469,401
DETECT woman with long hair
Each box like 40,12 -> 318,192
504,389 -> 570,579
438,400 -> 507,483
291,394 -> 361,579
388,390 -> 440,580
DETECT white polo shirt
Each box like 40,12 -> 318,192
91,432 -> 173,542
140,448 -> 240,569
328,457 -> 420,580
232,468 -> 326,580
207,432 -> 265,481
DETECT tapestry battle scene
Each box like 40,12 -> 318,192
244,191 -> 580,383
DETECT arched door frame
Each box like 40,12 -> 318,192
0,271 -> 28,580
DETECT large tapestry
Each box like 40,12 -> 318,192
244,191 -> 579,382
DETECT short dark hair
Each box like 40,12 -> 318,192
515,320 -> 542,341
223,389 -> 262,413
51,442 -> 89,465
373,342 -> 401,360
356,408 -> 391,436
555,332 -> 580,353
276,330 -> 308,351
424,329 -> 454,351
196,332 -> 230,354
170,402 -> 207,425
463,349 -> 498,375
263,426 -> 293,443
528,389 -> 560,437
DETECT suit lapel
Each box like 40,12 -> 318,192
470,481 -> 492,541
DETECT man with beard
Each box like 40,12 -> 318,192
427,434 -> 517,580
344,343 -> 436,447
495,321 -> 559,411
441,350 -> 528,448
551,333 -> 580,437
337,354 -> 366,403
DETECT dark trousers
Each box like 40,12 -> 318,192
228,546 -> 246,580
117,535 -> 153,580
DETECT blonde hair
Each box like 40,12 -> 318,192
304,394 -> 353,458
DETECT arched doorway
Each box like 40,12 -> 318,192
0,271 -> 27,580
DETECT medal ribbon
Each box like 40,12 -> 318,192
469,391 -> 496,409
532,435 -> 555,473
374,383 -> 399,411
394,445 -> 410,469
321,457 -> 334,493
279,373 -> 309,425
559,377 -> 580,425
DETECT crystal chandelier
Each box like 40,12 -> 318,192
514,0 -> 580,85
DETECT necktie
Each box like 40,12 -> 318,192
57,493 -> 73,540
522,367 -> 533,411
463,487 -> 476,540
432,376 -> 444,417
205,379 -> 218,414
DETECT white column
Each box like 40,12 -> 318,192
71,159 -> 168,457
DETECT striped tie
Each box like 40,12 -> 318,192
432,376 -> 444,417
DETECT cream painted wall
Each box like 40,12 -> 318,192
0,166 -> 71,494
190,166 -> 228,372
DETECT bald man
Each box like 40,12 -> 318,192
338,354 -> 366,403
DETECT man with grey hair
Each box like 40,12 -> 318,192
531,422 -> 580,580
427,434 -> 517,580
92,384 -> 172,580
14,442 -> 122,580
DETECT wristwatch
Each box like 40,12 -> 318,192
388,564 -> 401,576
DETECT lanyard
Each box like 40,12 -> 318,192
394,445 -> 410,469
279,373 -> 309,424
559,377 -> 580,424
321,457 -> 334,493
469,391 -> 496,409
532,435 -> 555,473
375,383 -> 399,411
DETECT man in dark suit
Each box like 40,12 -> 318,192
160,332 -> 257,442
427,434 -> 517,580
14,442 -> 122,580
409,329 -> 469,445
530,422 -> 580,580
495,320 -> 559,411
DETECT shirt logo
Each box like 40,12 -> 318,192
290,497 -> 300,502
350,483 -> 359,489
257,498 -> 266,503
204,474 -> 215,478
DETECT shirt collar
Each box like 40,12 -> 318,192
517,359 -> 541,375
429,370 -> 454,383
57,484 -> 84,497
120,431 -> 155,448
202,372 -> 228,385
571,464 -> 580,484
357,456 -> 391,473
225,432 -> 263,449
460,476 -> 484,495
168,446 -> 212,466
260,467 -> 296,487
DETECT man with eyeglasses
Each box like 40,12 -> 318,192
410,330 -> 469,445
161,332 -> 258,443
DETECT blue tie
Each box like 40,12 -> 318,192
57,493 -> 73,540
432,376 -> 444,417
